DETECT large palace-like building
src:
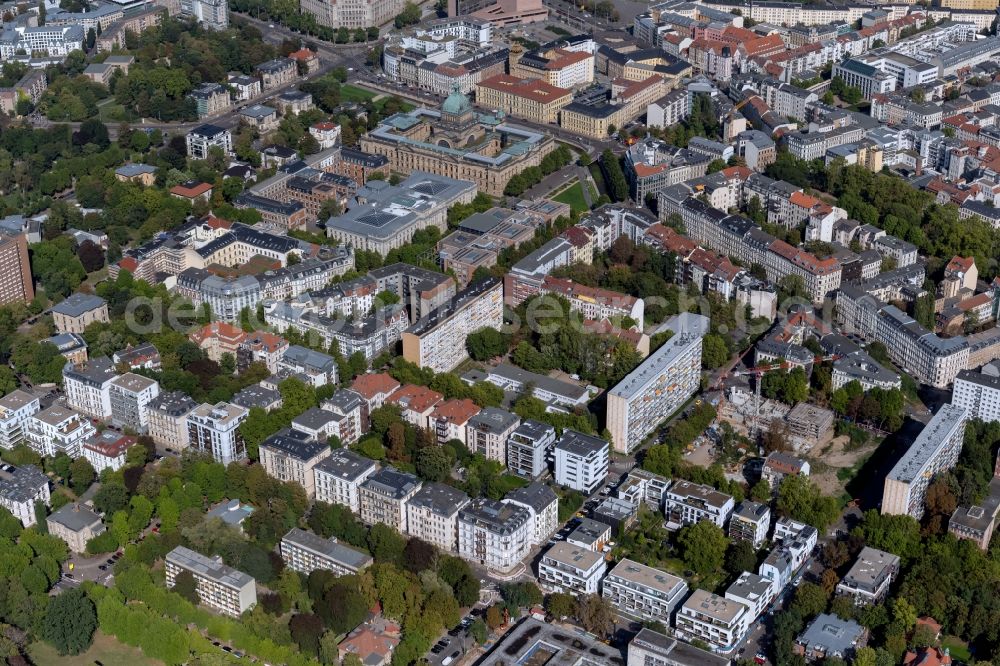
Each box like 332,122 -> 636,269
359,87 -> 556,197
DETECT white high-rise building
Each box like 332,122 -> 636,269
109,373 -> 160,434
458,498 -> 531,573
186,402 -> 249,465
606,313 -> 708,453
553,430 -> 609,494
952,369 -> 1000,423
181,0 -> 229,29
63,357 -> 117,421
538,542 -> 606,595
25,406 -> 95,458
0,390 -> 40,450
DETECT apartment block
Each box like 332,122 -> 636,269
259,429 -> 332,499
538,542 -> 606,594
108,373 -> 160,434
724,571 -> 776,623
280,528 -> 373,576
0,233 -> 33,306
402,278 -> 503,373
606,313 -> 708,454
458,498 -> 532,572
882,404 -> 967,519
503,481 -> 559,545
25,406 -> 95,458
506,419 -> 556,479
165,546 -> 256,617
617,469 -> 670,511
51,293 -> 109,334
952,369 -> 1000,423
0,390 -> 40,450
664,480 -> 735,529
387,384 -> 444,429
466,407 -> 519,462
626,627 -> 730,666
554,430 -> 609,494
146,391 -> 198,453
602,558 -> 689,624
430,398 -> 481,445
359,467 -> 422,532
675,589 -> 750,654
351,373 -> 401,412
405,482 -> 470,552
0,465 -> 49,527
82,431 -> 133,473
314,449 -> 378,512
835,546 -> 900,605
187,402 -> 249,465
63,356 -> 117,421
538,276 -> 644,323
728,501 -> 771,548
46,503 -> 105,553
761,451 -> 811,492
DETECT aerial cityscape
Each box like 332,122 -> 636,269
0,0 -> 999,663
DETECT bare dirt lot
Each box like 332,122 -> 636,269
806,435 -> 880,496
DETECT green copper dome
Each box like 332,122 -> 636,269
441,85 -> 472,115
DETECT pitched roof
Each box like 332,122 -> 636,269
351,373 -> 401,400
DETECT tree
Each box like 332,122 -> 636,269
677,521 -> 728,576
42,588 -> 97,655
576,595 -> 615,637
701,333 -> 729,369
470,618 -> 488,644
725,540 -> 757,577
93,482 -> 128,516
289,613 -> 325,657
777,475 -> 840,531
485,604 -> 504,629
466,328 -> 508,361
499,581 -> 543,608
68,457 -> 95,495
172,569 -> 200,605
791,581 -> 828,618
707,158 -> 726,174
601,149 -> 628,201
750,479 -> 771,503
415,446 -> 451,482
77,240 -> 104,273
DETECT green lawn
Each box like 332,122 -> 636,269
553,182 -> 589,214
29,632 -> 162,666
340,84 -> 377,103
941,637 -> 971,662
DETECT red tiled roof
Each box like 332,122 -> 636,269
541,275 -> 637,307
946,255 -> 975,273
170,181 -> 212,198
351,373 -> 401,400
388,384 -> 443,414
644,224 -> 696,256
477,74 -> 571,105
632,162 -> 669,178
561,226 -> 592,248
189,322 -> 247,346
118,257 -> 138,272
430,398 -> 481,425
958,293 -> 990,311
789,191 -> 820,209
288,48 -> 317,61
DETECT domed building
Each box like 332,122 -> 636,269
359,86 -> 557,197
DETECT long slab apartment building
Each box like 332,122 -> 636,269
606,313 -> 708,454
881,403 -> 967,518
165,546 -> 257,617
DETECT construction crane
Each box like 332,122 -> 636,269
720,354 -> 840,440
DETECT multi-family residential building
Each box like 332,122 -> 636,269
25,406 -> 95,458
359,467 -> 422,532
606,313 -> 708,453
602,558 -> 689,624
402,278 -> 504,373
387,384 -> 444,429
82,431 -> 133,473
280,528 -> 373,576
429,399 -> 481,445
537,542 -> 606,594
538,276 -> 644,323
186,124 -> 233,159
236,332 -> 289,374
46,503 -> 105,553
506,419 -> 556,479
351,373 -> 401,412
617,469 -> 671,511
458,498 -> 532,572
255,58 -> 296,89
503,481 -> 559,546
466,407 -> 519,462
725,571 -> 777,623
0,465 -> 49,527
664,480 -> 735,529
567,517 -> 612,551
0,233 -> 33,306
146,391 -> 198,453
186,402 -> 249,465
882,403 -> 967,518
835,546 -> 900,605
626,627 -> 730,666
553,430 -> 609,494
0,390 -> 39,450
952,370 -> 1000,423
316,389 -> 367,445
181,0 -> 229,29
405,482 -> 470,552
108,373 -> 160,433
113,342 -> 161,371
63,356 -> 117,421
51,294 -> 110,335
278,345 -> 339,388
188,82 -> 231,118
165,546 -> 256,617
675,589 -> 750,654
728,501 -> 771,548
258,429 -> 332,499
761,451 -> 811,492
313,449 -> 378,512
